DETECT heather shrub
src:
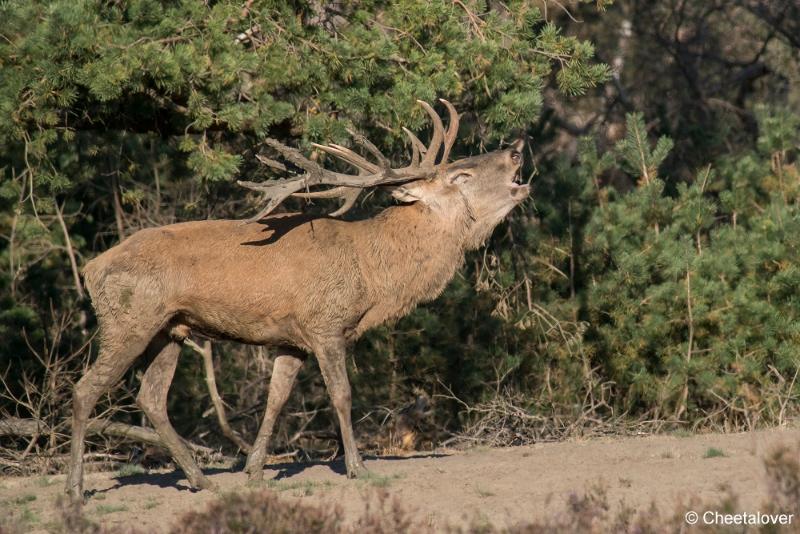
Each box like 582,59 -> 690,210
173,490 -> 344,534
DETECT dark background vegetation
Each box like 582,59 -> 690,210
1,0 -> 799,472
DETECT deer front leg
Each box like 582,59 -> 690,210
244,349 -> 305,481
314,339 -> 366,478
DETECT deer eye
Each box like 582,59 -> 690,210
510,151 -> 522,164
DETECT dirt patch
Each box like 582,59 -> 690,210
2,427 -> 798,532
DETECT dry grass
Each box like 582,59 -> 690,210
438,388 -> 647,449
3,440 -> 799,534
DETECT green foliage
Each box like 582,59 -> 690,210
539,108 -> 800,425
0,0 -> 609,432
95,504 -> 128,515
704,447 -> 725,459
0,0 -> 609,191
0,0 -> 798,463
114,464 -> 147,478
755,105 -> 800,156
361,107 -> 800,434
613,112 -> 674,184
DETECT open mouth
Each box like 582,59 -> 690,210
509,169 -> 529,199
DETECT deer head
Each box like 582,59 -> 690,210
390,137 -> 529,249
238,99 -> 530,245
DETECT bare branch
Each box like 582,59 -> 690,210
185,338 -> 252,453
54,202 -> 85,300
0,417 -> 229,462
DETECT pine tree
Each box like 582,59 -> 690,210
0,1 -> 611,444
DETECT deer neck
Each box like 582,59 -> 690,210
355,203 -> 469,327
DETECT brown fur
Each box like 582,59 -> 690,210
66,141 -> 529,500
82,203 -> 470,348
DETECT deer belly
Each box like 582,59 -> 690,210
174,304 -> 303,347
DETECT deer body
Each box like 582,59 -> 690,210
66,100 -> 529,500
83,203 -> 468,351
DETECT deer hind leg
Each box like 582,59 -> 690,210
66,325 -> 159,502
244,348 -> 305,481
314,339 -> 366,478
136,333 -> 214,491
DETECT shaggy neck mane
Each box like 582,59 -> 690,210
352,202 -> 471,335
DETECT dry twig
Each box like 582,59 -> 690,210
184,338 -> 253,453
0,417 -> 230,466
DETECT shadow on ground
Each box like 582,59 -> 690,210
92,452 -> 451,493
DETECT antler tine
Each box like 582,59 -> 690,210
254,154 -> 287,172
243,137 -> 352,223
311,143 -> 380,174
263,138 -> 324,175
292,186 -> 362,217
329,188 -> 362,217
439,99 -> 460,163
237,177 -> 308,224
347,129 -> 390,169
293,186 -> 353,199
417,100 -> 444,166
402,127 -> 427,167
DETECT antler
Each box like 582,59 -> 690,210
238,98 -> 460,223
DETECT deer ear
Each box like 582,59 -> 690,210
391,184 -> 424,203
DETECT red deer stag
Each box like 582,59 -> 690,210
66,99 -> 529,501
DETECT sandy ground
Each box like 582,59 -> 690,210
2,427 -> 799,532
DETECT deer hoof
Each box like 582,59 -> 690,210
66,485 -> 85,504
347,462 -> 368,479
191,475 -> 217,492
